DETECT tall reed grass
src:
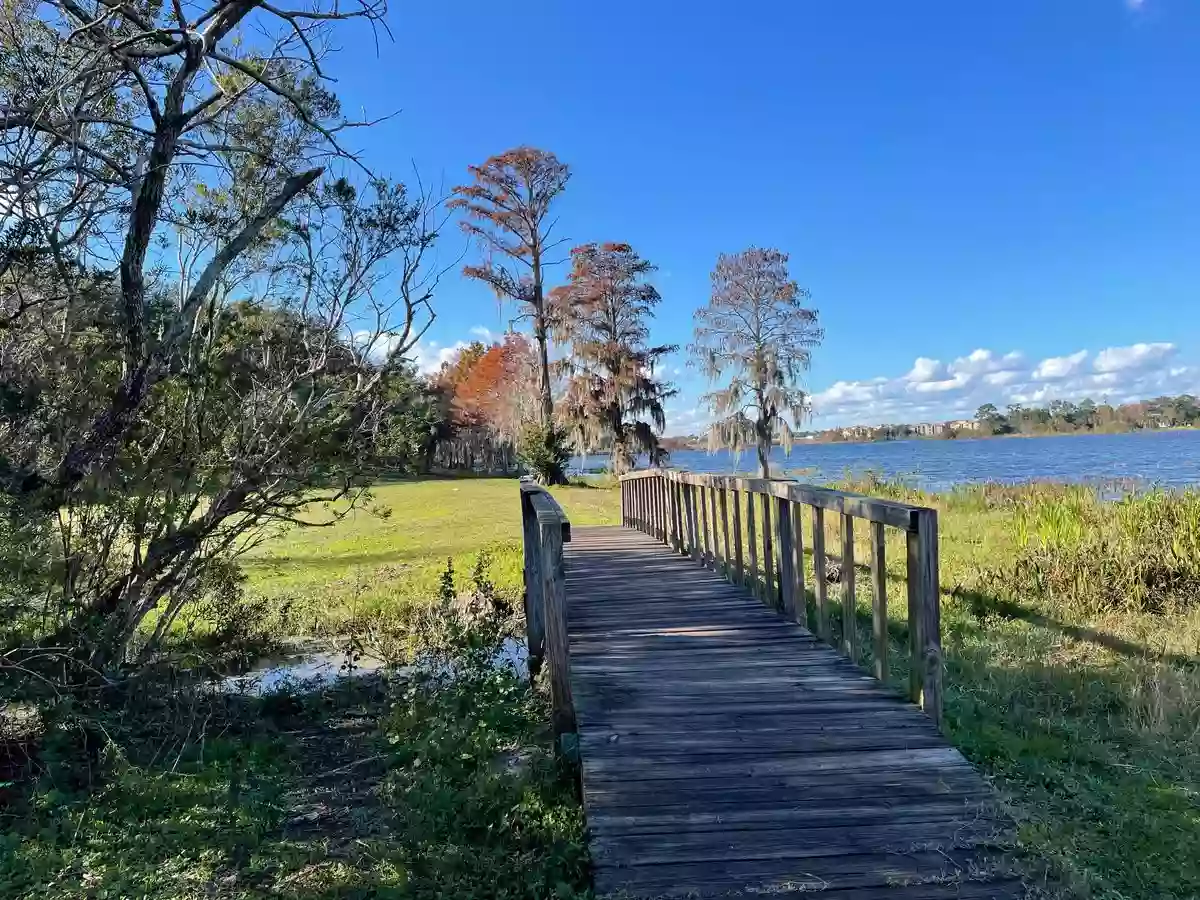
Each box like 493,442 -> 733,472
1011,486 -> 1200,614
840,472 -> 1200,614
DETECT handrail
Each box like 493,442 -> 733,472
519,480 -> 575,739
619,469 -> 943,728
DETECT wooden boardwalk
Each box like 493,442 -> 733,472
564,525 -> 1020,899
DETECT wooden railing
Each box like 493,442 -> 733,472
519,480 -> 575,739
619,469 -> 943,728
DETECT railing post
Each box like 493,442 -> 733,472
664,475 -> 672,545
718,484 -> 731,578
632,478 -> 640,531
776,496 -> 796,620
686,482 -> 700,562
681,480 -> 691,556
907,508 -> 942,729
812,506 -> 829,641
791,499 -> 807,628
667,475 -> 678,550
746,490 -> 758,594
653,474 -> 663,542
841,513 -> 857,660
760,492 -> 775,606
870,521 -> 888,683
705,487 -> 715,571
540,514 -> 576,740
648,475 -> 657,540
665,475 -> 677,551
520,486 -> 546,679
731,489 -> 743,583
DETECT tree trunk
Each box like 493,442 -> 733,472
756,391 -> 771,479
533,316 -> 554,426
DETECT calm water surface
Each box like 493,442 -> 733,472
580,430 -> 1200,490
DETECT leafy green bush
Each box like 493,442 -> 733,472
517,420 -> 572,485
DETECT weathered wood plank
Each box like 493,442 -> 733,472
776,496 -> 795,620
841,512 -> 857,659
731,488 -> 744,583
687,483 -> 700,563
812,505 -> 830,641
870,519 -> 888,683
583,772 -> 992,809
562,525 -> 1010,899
539,517 -> 574,737
760,491 -> 775,606
590,819 -> 1007,866
718,486 -> 731,578
915,508 -> 942,729
746,489 -> 758,594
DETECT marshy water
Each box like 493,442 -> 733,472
221,637 -> 529,694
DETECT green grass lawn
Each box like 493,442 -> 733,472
242,477 -> 620,633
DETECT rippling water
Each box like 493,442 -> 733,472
578,430 -> 1200,491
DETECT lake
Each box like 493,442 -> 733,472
578,430 -> 1200,491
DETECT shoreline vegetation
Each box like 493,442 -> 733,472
7,475 -> 1198,898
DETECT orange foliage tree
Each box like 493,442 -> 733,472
434,334 -> 539,471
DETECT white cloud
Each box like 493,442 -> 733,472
407,339 -> 469,374
819,379 -> 886,404
913,372 -> 972,394
983,370 -> 1020,386
800,341 -> 1197,428
469,325 -> 499,343
664,405 -> 711,436
905,357 -> 946,383
1093,341 -> 1175,373
1032,350 -> 1088,380
948,349 -> 1025,376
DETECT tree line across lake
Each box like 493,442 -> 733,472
724,394 -> 1200,445
972,395 -> 1200,436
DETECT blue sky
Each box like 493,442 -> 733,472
331,0 -> 1199,432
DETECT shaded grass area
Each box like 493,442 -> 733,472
240,477 -> 620,635
2,648 -> 588,900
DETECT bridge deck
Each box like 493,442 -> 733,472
565,525 -> 1020,899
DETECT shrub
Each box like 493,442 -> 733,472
517,420 -> 572,485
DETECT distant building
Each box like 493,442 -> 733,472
948,419 -> 980,431
912,422 -> 940,436
839,425 -> 875,441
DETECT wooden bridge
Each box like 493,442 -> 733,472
520,471 -> 1020,899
